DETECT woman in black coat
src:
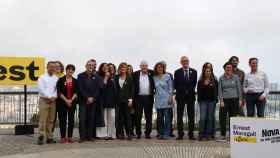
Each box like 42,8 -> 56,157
96,63 -> 117,140
56,64 -> 78,143
127,64 -> 136,136
115,62 -> 134,140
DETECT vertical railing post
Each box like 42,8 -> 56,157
24,85 -> 27,126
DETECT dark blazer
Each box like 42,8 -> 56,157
77,71 -> 101,104
133,70 -> 155,96
100,78 -> 117,108
197,78 -> 218,103
56,75 -> 79,105
115,75 -> 135,105
174,67 -> 197,100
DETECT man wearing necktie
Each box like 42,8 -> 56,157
184,69 -> 189,80
174,56 -> 197,140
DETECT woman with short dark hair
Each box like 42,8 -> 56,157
56,64 -> 78,143
218,62 -> 242,141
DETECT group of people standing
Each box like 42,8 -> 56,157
36,55 -> 269,145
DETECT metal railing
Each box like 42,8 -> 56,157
0,91 -> 39,125
0,91 -> 280,126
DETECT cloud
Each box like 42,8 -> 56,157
0,0 -> 279,83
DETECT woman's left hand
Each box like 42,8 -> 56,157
128,100 -> 133,107
168,96 -> 174,105
239,100 -> 243,107
66,99 -> 72,107
258,95 -> 265,101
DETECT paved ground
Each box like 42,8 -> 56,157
0,128 -> 230,158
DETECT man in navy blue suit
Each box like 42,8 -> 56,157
77,59 -> 101,143
174,56 -> 197,140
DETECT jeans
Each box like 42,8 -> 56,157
246,93 -> 266,117
157,108 -> 172,138
156,107 -> 174,136
199,101 -> 216,138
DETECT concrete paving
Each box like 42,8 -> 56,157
0,128 -> 230,158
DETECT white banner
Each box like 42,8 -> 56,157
231,117 -> 280,158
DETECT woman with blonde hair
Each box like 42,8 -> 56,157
115,62 -> 135,140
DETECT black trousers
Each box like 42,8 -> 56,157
79,103 -> 97,140
176,97 -> 195,137
124,106 -> 136,136
116,106 -> 127,137
130,111 -> 136,134
219,98 -> 239,136
116,102 -> 132,137
135,95 -> 153,136
58,103 -> 76,138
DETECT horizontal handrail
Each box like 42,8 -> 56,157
0,91 -> 279,95
0,90 -> 279,126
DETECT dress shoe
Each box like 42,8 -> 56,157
176,136 -> 183,140
189,136 -> 196,140
127,136 -> 132,141
46,138 -> 57,144
118,136 -> 125,140
169,133 -> 175,137
145,135 -> 151,139
60,138 -> 67,144
37,135 -> 44,145
67,138 -> 74,143
79,139 -> 86,143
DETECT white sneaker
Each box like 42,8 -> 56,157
216,136 -> 227,142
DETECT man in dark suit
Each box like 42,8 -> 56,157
174,56 -> 197,140
77,59 -> 101,143
133,61 -> 155,139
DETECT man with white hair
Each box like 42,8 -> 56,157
133,60 -> 155,139
174,56 -> 197,140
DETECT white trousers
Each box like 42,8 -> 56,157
96,108 -> 116,138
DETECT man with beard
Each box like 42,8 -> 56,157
229,56 -> 245,116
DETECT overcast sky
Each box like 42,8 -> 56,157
0,0 -> 279,83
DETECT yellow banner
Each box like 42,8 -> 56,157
0,57 -> 45,85
234,136 -> 257,143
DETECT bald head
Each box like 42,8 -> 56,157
180,56 -> 189,69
